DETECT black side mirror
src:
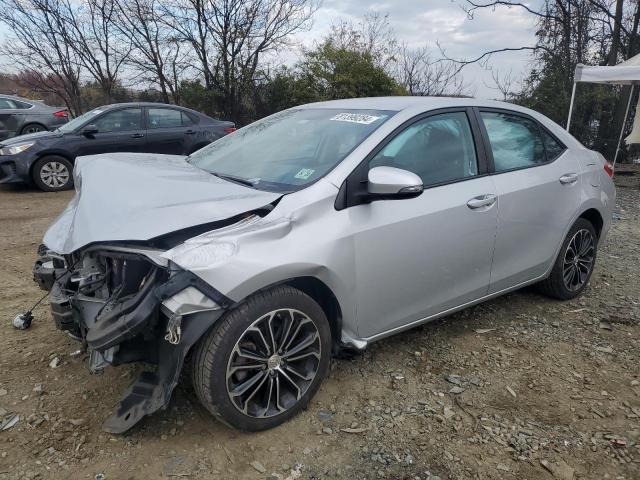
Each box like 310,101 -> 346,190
82,124 -> 99,135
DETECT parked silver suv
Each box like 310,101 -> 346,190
33,97 -> 616,433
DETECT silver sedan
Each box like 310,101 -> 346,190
34,97 -> 616,433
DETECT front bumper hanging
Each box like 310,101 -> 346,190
33,249 -> 231,433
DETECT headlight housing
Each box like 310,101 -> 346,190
0,142 -> 34,155
163,241 -> 236,270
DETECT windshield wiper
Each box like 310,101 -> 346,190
210,172 -> 256,188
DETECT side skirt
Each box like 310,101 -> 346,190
349,273 -> 550,349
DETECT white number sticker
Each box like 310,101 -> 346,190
330,113 -> 382,125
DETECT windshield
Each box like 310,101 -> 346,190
58,107 -> 105,133
188,108 -> 394,192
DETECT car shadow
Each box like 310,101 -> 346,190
0,183 -> 39,194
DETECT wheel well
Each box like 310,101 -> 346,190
282,276 -> 343,351
578,208 -> 603,238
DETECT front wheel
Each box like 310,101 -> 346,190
192,285 -> 331,431
32,156 -> 74,191
538,218 -> 598,300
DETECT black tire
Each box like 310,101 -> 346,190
538,218 -> 598,300
192,285 -> 331,431
32,155 -> 74,192
20,123 -> 46,135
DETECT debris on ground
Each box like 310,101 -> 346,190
0,167 -> 638,478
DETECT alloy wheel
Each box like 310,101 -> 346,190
226,309 -> 321,418
24,125 -> 45,134
40,161 -> 70,189
562,228 -> 595,291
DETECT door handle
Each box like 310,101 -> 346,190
467,194 -> 497,209
185,129 -> 196,135
559,173 -> 578,185
130,133 -> 145,138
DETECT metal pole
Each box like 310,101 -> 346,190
566,82 -> 577,132
613,84 -> 635,167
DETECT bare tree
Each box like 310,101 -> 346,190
485,69 -> 519,101
327,13 -> 467,96
396,44 -> 468,96
58,0 -> 130,102
113,0 -> 186,103
161,0 -> 319,122
0,0 -> 83,114
329,12 -> 398,69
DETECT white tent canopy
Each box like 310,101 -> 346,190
574,53 -> 640,84
567,52 -> 640,165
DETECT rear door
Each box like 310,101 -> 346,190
476,108 -> 579,293
144,107 -> 195,155
0,97 -> 20,140
73,107 -> 147,157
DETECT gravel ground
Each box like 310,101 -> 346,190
0,167 -> 638,480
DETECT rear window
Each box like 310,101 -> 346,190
541,129 -> 566,161
148,108 -> 183,129
481,112 -> 546,172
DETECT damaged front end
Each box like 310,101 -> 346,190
33,244 -> 231,433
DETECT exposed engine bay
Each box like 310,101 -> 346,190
33,244 -> 229,433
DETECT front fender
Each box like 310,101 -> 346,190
163,211 -> 359,344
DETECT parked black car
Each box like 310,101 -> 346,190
0,94 -> 69,140
0,102 -> 235,191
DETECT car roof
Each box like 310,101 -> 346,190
295,96 -> 577,146
0,94 -> 43,105
100,102 -> 217,120
296,96 -> 539,115
103,102 -> 202,113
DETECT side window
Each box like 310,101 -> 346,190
13,100 -> 32,109
94,108 -> 142,133
0,98 -> 15,109
480,112 -> 545,172
541,128 -> 566,161
181,112 -> 194,126
148,108 -> 183,129
369,112 -> 478,187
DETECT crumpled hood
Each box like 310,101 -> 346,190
44,153 -> 281,254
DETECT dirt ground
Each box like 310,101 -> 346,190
0,167 -> 639,480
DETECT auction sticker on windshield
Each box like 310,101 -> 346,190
294,168 -> 316,180
330,113 -> 382,124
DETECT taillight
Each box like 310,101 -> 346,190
604,161 -> 614,178
53,110 -> 68,118
223,127 -> 236,134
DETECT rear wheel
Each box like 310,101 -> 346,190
192,285 -> 331,431
538,218 -> 597,300
20,123 -> 46,135
32,156 -> 73,192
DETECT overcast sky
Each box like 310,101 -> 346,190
290,0 -> 541,99
0,0 -> 540,99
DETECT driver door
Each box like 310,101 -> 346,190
344,109 -> 499,338
74,107 -> 147,157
